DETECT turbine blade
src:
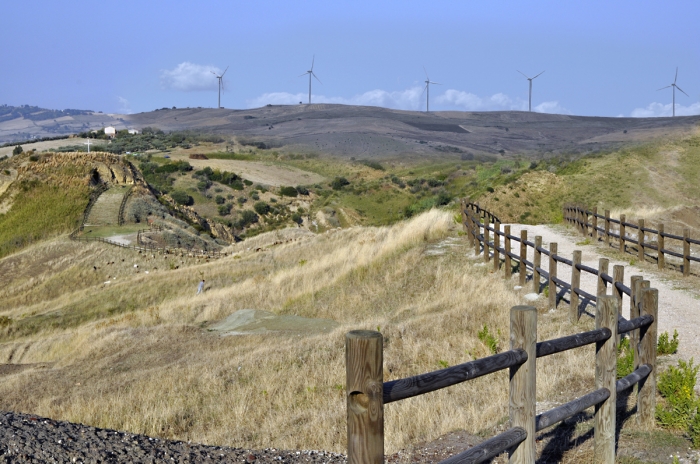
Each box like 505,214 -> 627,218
532,70 -> 545,79
423,66 -> 429,80
517,70 -> 530,79
211,71 -> 217,76
299,72 -> 309,77
674,67 -> 678,84
431,81 -> 442,85
676,85 -> 689,97
311,55 -> 315,71
657,85 -> 672,91
221,66 -> 229,77
312,72 -> 322,85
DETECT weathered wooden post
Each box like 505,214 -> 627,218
638,219 -> 645,263
509,305 -> 537,464
549,243 -> 558,309
533,236 -> 542,294
612,265 -> 624,310
519,230 -> 528,287
683,228 -> 691,277
346,330 -> 384,464
592,207 -> 599,241
619,214 -> 626,253
494,222 -> 501,273
484,220 -> 491,263
604,210 -> 611,246
504,225 -> 512,280
461,200 -> 469,237
582,207 -> 589,236
570,250 -> 582,323
597,258 -> 609,297
657,224 -> 665,270
637,286 -> 658,430
630,276 -> 643,372
595,296 -> 618,464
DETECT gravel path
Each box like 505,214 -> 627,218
507,224 -> 700,361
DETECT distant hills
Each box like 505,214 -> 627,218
2,103 -> 699,160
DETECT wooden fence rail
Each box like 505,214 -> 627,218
563,204 -> 699,277
346,201 -> 659,463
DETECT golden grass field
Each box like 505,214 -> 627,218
0,209 -> 596,454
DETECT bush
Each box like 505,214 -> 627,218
656,359 -> 699,430
279,186 -> 298,197
170,190 -> 194,206
251,192 -> 260,201
12,145 -> 23,155
214,195 -> 225,205
295,185 -> 309,195
230,180 -> 244,190
330,177 -> 350,190
218,203 -> 233,216
291,213 -> 303,224
658,330 -> 680,355
236,210 -> 259,227
254,202 -> 270,215
197,180 -> 211,192
237,197 -> 247,205
617,337 -> 634,378
477,325 -> 500,354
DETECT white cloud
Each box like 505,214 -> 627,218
117,96 -> 132,114
630,101 -> 700,117
247,86 -> 571,114
160,62 -> 221,92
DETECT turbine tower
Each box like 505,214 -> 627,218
300,56 -> 322,104
658,67 -> 688,117
517,70 -> 545,112
422,68 -> 441,112
211,66 -> 229,108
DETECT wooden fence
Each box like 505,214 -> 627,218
345,201 -> 658,464
563,205 -> 700,277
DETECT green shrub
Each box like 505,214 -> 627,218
330,177 -> 350,190
279,186 -> 298,197
12,145 -> 23,155
170,190 -> 194,206
656,359 -> 700,430
658,330 -> 680,355
243,179 -> 253,186
477,324 -> 500,354
295,185 -> 309,195
617,337 -> 634,378
214,195 -> 225,205
291,213 -> 303,225
237,197 -> 247,205
29,155 -> 39,162
251,192 -> 260,201
236,210 -> 259,228
254,202 -> 270,215
230,180 -> 244,191
218,203 -> 232,216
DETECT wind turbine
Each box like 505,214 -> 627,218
422,67 -> 441,112
211,66 -> 229,108
658,67 -> 688,117
517,70 -> 545,112
300,56 -> 322,104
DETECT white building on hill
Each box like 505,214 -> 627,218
104,126 -> 116,138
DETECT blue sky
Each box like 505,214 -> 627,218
2,0 -> 698,117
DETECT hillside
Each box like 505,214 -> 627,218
3,104 -> 700,160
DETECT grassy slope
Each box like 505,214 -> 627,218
0,156 -> 91,259
0,211 -> 595,454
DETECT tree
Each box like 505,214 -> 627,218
12,145 -> 22,156
254,201 -> 270,215
331,177 -> 350,190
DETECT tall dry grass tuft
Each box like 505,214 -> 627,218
0,209 -> 594,453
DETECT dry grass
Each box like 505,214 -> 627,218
0,209 -> 595,453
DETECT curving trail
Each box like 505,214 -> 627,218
506,223 -> 700,362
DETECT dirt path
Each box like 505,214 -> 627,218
507,223 -> 700,361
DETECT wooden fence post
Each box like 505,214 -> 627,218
657,224 -> 665,270
582,208 -> 589,236
504,225 -> 512,280
637,287 -> 658,430
346,330 -> 384,464
494,222 -> 501,273
597,258 -> 609,297
595,296 -> 618,464
683,228 -> 691,277
612,265 -> 624,310
519,230 -> 528,287
474,214 -> 481,256
570,250 -> 582,323
592,207 -> 598,241
509,305 -> 537,464
604,210 -> 610,246
484,220 -> 490,263
533,236 -> 542,294
549,243 -> 558,309
638,219 -> 645,263
630,276 -> 643,373
619,214 -> 626,253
